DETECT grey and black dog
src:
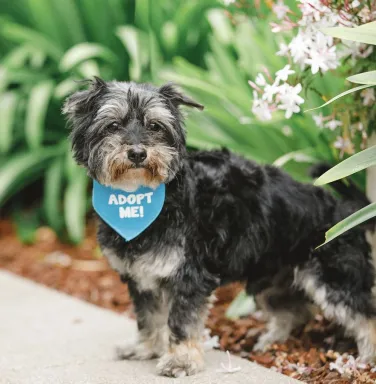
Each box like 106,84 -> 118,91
64,78 -> 376,378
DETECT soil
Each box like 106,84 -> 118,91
1,219 -> 376,384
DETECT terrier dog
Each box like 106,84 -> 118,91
63,78 -> 376,378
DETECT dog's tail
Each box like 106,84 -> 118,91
309,163 -> 369,205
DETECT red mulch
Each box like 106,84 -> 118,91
1,219 -> 376,383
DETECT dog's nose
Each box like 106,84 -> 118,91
127,147 -> 147,164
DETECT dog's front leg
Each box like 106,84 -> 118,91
156,281 -> 212,377
116,280 -> 168,360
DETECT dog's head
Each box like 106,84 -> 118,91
63,78 -> 203,191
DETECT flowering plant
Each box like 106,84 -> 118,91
245,0 -> 376,158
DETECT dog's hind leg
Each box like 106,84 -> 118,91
252,269 -> 312,351
295,254 -> 376,362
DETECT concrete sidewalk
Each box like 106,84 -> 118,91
0,271 -> 301,384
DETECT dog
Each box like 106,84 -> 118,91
63,77 -> 376,377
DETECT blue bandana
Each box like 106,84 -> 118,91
92,181 -> 165,241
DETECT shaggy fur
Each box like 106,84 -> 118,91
64,78 -> 376,378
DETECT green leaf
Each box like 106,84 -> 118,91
207,9 -> 233,45
225,291 -> 256,320
25,80 -> 54,149
273,150 -> 317,168
77,60 -> 100,78
135,0 -> 150,30
117,26 -> 147,81
26,0 -> 64,49
54,78 -> 79,100
315,146 -> 376,185
347,71 -> 376,85
64,168 -> 89,244
0,21 -> 62,61
0,92 -> 18,154
59,43 -> 116,72
44,157 -> 64,231
0,149 -> 59,206
161,21 -> 178,53
2,45 -> 32,68
322,21 -> 376,45
12,208 -> 40,244
305,85 -> 372,112
50,0 -> 86,46
324,203 -> 376,245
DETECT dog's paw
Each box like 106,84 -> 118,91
156,342 -> 204,377
116,342 -> 160,361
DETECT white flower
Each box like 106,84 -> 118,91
289,32 -> 310,68
351,0 -> 360,7
313,113 -> 325,128
334,137 -> 354,156
276,65 -> 295,82
272,0 -> 290,20
299,0 -> 328,25
305,43 -> 339,74
252,92 -> 273,121
361,88 -> 375,106
325,119 -> 342,131
330,354 -> 369,377
255,73 -> 267,86
263,81 -> 281,103
277,43 -> 289,56
277,83 -> 305,118
223,0 -> 235,5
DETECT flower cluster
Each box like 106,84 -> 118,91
329,353 -> 369,377
244,0 -> 376,157
250,65 -> 304,120
275,0 -> 374,75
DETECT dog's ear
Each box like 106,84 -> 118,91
159,83 -> 204,110
62,76 -> 107,118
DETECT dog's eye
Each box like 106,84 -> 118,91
108,122 -> 119,129
150,122 -> 162,131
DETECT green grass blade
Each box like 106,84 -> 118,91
324,203 -> 376,245
305,85 -> 372,112
25,80 -> 54,149
0,91 -> 18,154
315,146 -> 376,185
64,167 -> 89,244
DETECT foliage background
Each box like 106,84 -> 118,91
0,0 -> 360,243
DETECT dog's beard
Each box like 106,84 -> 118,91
95,143 -> 178,192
